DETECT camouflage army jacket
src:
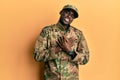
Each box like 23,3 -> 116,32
34,22 -> 89,80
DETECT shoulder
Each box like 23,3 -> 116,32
42,24 -> 56,31
70,26 -> 83,35
39,24 -> 56,36
42,24 -> 55,30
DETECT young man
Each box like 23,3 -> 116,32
33,4 -> 89,80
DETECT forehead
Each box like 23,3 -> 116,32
63,9 -> 75,14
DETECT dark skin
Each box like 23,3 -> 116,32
55,9 -> 77,58
59,9 -> 75,30
57,36 -> 76,53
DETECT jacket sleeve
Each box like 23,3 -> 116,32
71,32 -> 89,65
33,28 -> 58,62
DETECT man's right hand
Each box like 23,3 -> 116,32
56,36 -> 76,53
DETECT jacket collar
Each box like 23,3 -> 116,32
56,22 -> 71,32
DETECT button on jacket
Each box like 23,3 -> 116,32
33,22 -> 89,80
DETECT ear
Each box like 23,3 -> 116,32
59,10 -> 63,15
59,10 -> 66,15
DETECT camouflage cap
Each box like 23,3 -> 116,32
60,4 -> 78,18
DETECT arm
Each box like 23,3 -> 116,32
33,28 -> 59,62
56,30 -> 89,65
71,32 -> 89,65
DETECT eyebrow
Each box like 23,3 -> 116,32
64,10 -> 74,14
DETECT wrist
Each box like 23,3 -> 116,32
68,50 -> 77,59
68,50 -> 74,55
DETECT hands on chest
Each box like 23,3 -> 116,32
56,35 -> 76,53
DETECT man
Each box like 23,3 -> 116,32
33,4 -> 89,80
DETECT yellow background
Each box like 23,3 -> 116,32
0,0 -> 120,80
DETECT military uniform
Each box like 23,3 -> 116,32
33,22 -> 89,80
33,4 -> 89,80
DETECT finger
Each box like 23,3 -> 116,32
72,37 -> 76,41
59,37 -> 64,43
56,40 -> 62,48
70,37 -> 76,43
61,36 -> 64,42
58,37 -> 62,44
69,43 -> 73,47
63,36 -> 68,42
69,37 -> 74,41
62,36 -> 67,42
69,38 -> 75,47
68,38 -> 73,44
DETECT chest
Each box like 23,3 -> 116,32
47,29 -> 80,48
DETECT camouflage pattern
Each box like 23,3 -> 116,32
33,22 -> 89,80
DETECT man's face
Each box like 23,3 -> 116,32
60,9 -> 75,25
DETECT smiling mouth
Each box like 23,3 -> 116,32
64,17 -> 70,23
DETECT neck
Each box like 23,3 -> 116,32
59,20 -> 70,31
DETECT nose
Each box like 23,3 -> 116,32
68,12 -> 74,19
68,14 -> 74,20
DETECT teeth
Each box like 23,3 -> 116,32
65,18 -> 69,22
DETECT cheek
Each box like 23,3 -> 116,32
60,15 -> 64,21
70,18 -> 74,22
